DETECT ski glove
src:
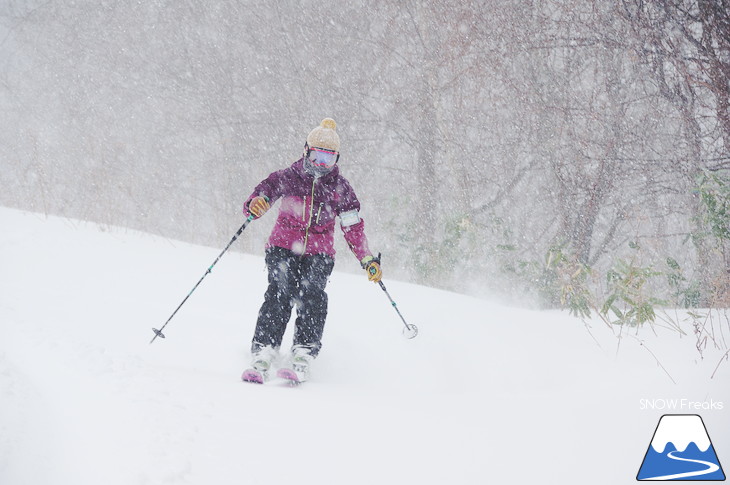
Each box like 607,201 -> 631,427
247,196 -> 270,219
360,254 -> 382,283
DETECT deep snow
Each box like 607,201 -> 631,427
1,207 -> 728,485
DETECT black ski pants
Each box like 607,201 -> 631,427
251,246 -> 335,357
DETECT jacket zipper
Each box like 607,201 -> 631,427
316,203 -> 324,224
302,178 -> 317,253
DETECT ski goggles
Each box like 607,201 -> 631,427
307,146 -> 339,169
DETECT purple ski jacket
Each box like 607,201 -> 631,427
245,158 -> 373,262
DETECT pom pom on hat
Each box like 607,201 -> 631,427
307,118 -> 340,152
320,118 -> 336,130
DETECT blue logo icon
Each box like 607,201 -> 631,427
637,414 -> 725,481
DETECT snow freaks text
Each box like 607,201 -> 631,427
639,399 -> 724,411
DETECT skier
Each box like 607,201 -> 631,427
242,118 -> 382,383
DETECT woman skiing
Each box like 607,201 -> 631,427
241,118 -> 382,383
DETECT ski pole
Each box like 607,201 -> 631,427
150,214 -> 255,344
376,279 -> 419,339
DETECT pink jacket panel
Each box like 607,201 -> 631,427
245,159 -> 372,261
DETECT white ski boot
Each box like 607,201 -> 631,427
277,345 -> 314,383
242,346 -> 278,383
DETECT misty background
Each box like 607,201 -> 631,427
2,0 -> 728,308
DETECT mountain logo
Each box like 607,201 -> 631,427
637,414 -> 726,481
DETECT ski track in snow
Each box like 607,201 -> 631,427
1,207 -> 729,485
642,451 -> 720,480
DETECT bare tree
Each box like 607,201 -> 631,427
620,0 -> 730,303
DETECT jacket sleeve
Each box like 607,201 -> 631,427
243,169 -> 286,214
342,219 -> 372,263
337,178 -> 373,263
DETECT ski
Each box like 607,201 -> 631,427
276,367 -> 304,385
241,368 -> 265,384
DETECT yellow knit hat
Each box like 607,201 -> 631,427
306,118 -> 340,152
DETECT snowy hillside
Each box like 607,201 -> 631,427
1,206 -> 728,485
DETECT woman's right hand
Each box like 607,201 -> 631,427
247,196 -> 271,219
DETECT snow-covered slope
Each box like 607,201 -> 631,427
1,207 -> 728,485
